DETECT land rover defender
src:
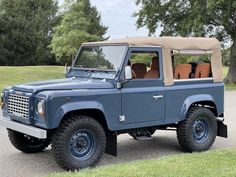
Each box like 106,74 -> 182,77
0,37 -> 227,171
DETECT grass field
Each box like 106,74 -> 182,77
0,66 -> 64,92
46,149 -> 236,177
0,66 -> 235,92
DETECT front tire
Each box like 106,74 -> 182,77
8,129 -> 51,153
52,115 -> 106,171
177,107 -> 217,152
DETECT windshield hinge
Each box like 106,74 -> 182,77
116,82 -> 121,89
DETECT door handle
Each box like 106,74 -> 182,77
153,95 -> 163,100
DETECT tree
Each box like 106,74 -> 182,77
135,0 -> 236,83
49,0 -> 108,64
0,0 -> 58,65
222,48 -> 230,66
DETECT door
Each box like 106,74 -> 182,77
121,47 -> 165,125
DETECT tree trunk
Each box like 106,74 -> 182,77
224,36 -> 236,84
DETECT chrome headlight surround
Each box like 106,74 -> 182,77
37,99 -> 46,118
1,92 -> 5,109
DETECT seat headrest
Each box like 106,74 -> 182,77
132,63 -> 146,70
195,63 -> 211,78
174,64 -> 192,79
131,63 -> 147,78
151,57 -> 159,70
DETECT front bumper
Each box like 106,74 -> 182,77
0,117 -> 47,139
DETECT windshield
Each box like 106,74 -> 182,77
70,45 -> 127,79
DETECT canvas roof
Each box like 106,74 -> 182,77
83,36 -> 221,51
83,36 -> 222,85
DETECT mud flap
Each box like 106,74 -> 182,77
105,132 -> 117,156
217,121 -> 228,138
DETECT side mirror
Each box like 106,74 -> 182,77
125,66 -> 132,80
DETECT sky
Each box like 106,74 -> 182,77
89,0 -> 149,39
58,0 -> 161,39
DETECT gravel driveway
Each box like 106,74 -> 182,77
0,91 -> 235,177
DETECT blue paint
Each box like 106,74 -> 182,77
1,45 -> 224,132
165,82 -> 224,123
12,77 -> 114,93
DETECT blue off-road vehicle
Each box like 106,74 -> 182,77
0,37 -> 227,171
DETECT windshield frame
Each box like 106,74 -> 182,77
70,43 -> 128,80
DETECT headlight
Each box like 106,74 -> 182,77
37,99 -> 45,118
1,92 -> 5,109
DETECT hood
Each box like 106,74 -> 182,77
12,77 -> 115,93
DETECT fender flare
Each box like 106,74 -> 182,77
53,101 -> 107,128
180,94 -> 217,121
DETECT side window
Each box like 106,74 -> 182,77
127,52 -> 160,79
172,53 -> 212,80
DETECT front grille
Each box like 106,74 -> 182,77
8,94 -> 30,119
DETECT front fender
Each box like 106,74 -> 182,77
180,94 -> 216,121
53,101 -> 106,128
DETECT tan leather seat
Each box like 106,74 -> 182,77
195,63 -> 211,78
174,64 -> 192,79
144,57 -> 159,78
131,63 -> 147,78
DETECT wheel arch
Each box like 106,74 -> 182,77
63,109 -> 109,130
54,101 -> 110,131
181,94 -> 218,121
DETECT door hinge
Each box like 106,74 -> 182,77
119,115 -> 126,122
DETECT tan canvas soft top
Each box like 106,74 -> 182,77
84,36 -> 220,50
83,37 -> 222,85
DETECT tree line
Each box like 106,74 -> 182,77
0,0 -> 235,83
0,0 -> 107,66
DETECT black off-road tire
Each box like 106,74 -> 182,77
177,107 -> 217,152
52,115 -> 106,171
8,129 -> 51,153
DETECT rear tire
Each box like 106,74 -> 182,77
52,115 -> 106,171
8,129 -> 50,153
177,107 -> 217,152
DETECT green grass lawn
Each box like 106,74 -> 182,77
0,66 -> 235,92
0,66 -> 64,92
47,149 -> 236,177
